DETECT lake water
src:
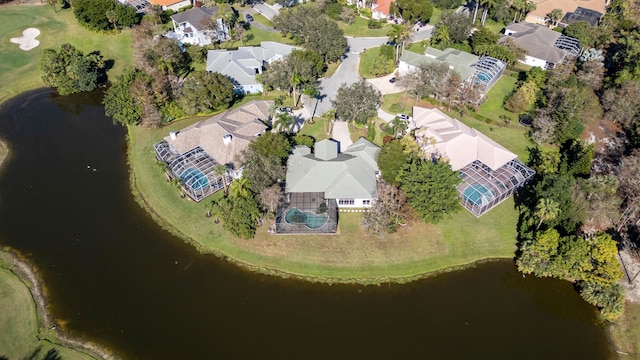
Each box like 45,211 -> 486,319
0,89 -> 613,359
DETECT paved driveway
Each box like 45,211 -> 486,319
331,121 -> 353,148
366,73 -> 404,95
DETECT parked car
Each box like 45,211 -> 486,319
389,77 -> 396,83
279,107 -> 292,113
397,114 -> 411,121
246,14 -> 254,21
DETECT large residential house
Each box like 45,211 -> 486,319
410,107 -> 535,217
169,7 -> 230,46
153,100 -> 273,202
276,138 -> 380,234
502,22 -> 581,69
371,0 -> 395,19
524,0 -> 605,27
147,0 -> 190,11
206,42 -> 301,94
398,47 -> 506,92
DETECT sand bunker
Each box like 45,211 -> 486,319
10,28 -> 40,51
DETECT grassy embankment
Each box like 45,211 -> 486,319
0,259 -> 98,360
610,302 -> 640,358
0,5 -> 133,105
129,112 -> 519,283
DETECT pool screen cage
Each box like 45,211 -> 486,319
275,192 -> 338,234
153,141 -> 229,202
471,56 -> 506,92
457,159 -> 535,217
554,35 -> 581,58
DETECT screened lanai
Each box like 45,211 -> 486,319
554,35 -> 581,57
154,141 -> 229,202
472,56 -> 506,91
457,159 -> 535,217
276,192 -> 338,234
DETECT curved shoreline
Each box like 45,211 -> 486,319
126,130 -> 512,285
0,138 -> 8,170
0,248 -> 117,359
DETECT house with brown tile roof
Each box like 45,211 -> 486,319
372,0 -> 396,19
153,100 -> 273,201
147,0 -> 190,12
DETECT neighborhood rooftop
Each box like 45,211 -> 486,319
503,22 -> 581,67
410,107 -> 535,217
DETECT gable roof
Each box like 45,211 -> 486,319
206,42 -> 301,86
286,138 -> 380,199
502,22 -> 567,63
164,100 -> 272,166
400,47 -> 480,81
411,107 -> 517,171
171,7 -> 218,31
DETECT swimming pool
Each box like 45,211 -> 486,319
180,168 -> 209,190
463,184 -> 494,206
285,208 -> 329,229
476,72 -> 492,82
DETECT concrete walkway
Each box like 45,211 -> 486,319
331,121 -> 353,149
377,109 -> 396,122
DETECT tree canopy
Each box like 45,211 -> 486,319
392,0 -> 433,24
397,159 -> 461,223
40,43 -> 105,96
332,80 -> 381,125
103,68 -> 143,126
273,7 -> 347,62
378,139 -> 410,185
73,0 -> 138,31
178,71 -> 235,115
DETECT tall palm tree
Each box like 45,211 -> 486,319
480,0 -> 498,26
213,164 -> 228,194
302,85 -> 321,123
512,0 -> 526,22
387,24 -> 411,62
275,112 -> 296,133
391,116 -> 408,137
229,177 -> 252,198
170,177 -> 187,199
522,1 -> 536,21
267,103 -> 278,126
547,8 -> 563,27
432,25 -> 452,49
290,70 -> 305,108
535,198 -> 560,230
155,160 -> 170,182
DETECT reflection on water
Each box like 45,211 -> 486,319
0,89 -> 613,359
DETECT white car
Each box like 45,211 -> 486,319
396,114 -> 411,121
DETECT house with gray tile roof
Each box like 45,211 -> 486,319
398,47 -> 506,92
502,22 -> 581,69
206,41 -> 301,94
169,6 -> 230,46
285,138 -> 381,208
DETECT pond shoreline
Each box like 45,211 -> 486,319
0,249 -> 117,360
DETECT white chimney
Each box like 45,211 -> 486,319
223,134 -> 232,145
169,132 -> 177,141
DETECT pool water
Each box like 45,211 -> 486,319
285,208 -> 328,229
476,72 -> 491,82
180,168 -> 209,190
463,184 -> 494,206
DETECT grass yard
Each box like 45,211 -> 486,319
0,5 -> 133,105
609,302 -> 640,358
359,47 -> 394,78
406,41 -> 428,55
299,116 -> 331,141
230,27 -> 293,47
0,267 -> 96,360
339,16 -> 391,37
129,115 -> 520,282
477,73 -> 519,122
251,13 -> 274,28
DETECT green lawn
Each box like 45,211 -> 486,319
251,13 -> 273,28
129,112 -> 521,283
610,302 -> 640,359
0,5 -> 133,105
359,47 -> 394,78
226,27 -> 293,47
406,41 -> 428,55
0,266 -> 97,360
339,16 -> 391,37
477,73 -> 519,122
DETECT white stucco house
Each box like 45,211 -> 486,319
502,22 -> 581,69
206,41 -> 301,94
169,6 -> 230,46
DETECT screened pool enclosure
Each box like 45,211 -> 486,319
154,141 -> 230,202
471,56 -> 506,91
457,159 -> 535,217
276,192 -> 338,234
